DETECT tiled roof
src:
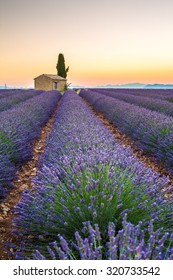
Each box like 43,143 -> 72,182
34,74 -> 66,80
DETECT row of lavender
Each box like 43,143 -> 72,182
0,90 -> 61,200
80,89 -> 173,175
0,89 -> 43,113
89,88 -> 173,117
14,91 -> 173,259
91,88 -> 173,101
0,89 -> 20,98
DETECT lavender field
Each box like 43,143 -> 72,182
0,90 -> 61,199
80,89 -> 173,174
0,89 -> 173,260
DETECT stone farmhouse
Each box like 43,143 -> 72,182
34,74 -> 66,91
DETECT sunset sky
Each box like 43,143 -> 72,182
1,0 -> 173,87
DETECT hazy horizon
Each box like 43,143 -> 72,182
2,82 -> 173,90
1,0 -> 173,87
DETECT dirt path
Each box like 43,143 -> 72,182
83,98 -> 173,189
0,99 -> 61,260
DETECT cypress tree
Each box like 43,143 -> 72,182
56,53 -> 69,78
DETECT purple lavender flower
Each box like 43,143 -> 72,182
32,220 -> 173,260
80,88 -> 173,173
13,90 -> 173,260
0,90 -> 61,199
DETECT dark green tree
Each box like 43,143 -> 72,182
56,53 -> 69,79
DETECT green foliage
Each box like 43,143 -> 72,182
167,98 -> 173,103
56,53 -> 69,79
0,130 -> 21,164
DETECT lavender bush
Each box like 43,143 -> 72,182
80,89 -> 173,174
91,88 -> 173,117
0,89 -> 43,112
91,88 -> 173,100
13,91 -> 173,259
0,89 -> 20,99
0,90 -> 61,199
33,215 -> 173,260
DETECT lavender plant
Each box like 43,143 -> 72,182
80,89 -> 173,174
0,89 -> 43,112
91,88 -> 173,100
0,90 -> 61,199
13,91 -> 173,259
0,89 -> 20,99
32,215 -> 173,260
91,88 -> 173,117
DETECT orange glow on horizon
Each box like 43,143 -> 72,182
1,1 -> 173,87
2,67 -> 173,88
67,65 -> 173,87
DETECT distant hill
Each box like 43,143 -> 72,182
95,83 -> 173,89
70,83 -> 146,89
144,84 -> 173,89
99,83 -> 146,88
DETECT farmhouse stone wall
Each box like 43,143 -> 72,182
34,75 -> 66,91
56,80 -> 66,91
34,75 -> 52,91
